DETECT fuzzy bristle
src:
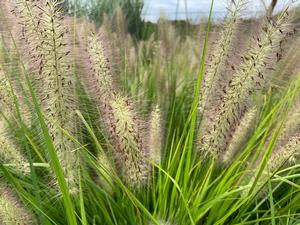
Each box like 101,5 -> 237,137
148,105 -> 163,164
268,135 -> 300,171
2,0 -> 79,192
0,183 -> 35,224
222,108 -> 257,163
198,8 -> 290,158
39,0 -> 78,193
104,94 -> 149,187
2,0 -> 45,79
0,122 -> 30,175
268,100 -> 300,171
84,29 -> 149,188
86,30 -> 115,101
0,67 -> 29,175
0,66 -> 14,117
199,0 -> 247,116
8,0 -> 78,193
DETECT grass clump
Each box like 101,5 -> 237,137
0,0 -> 300,224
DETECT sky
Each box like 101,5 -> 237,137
142,0 -> 299,22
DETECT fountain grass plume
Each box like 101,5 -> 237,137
278,99 -> 300,141
199,0 -> 247,116
0,122 -> 30,175
275,34 -> 300,82
0,66 -> 15,118
0,182 -> 35,225
268,135 -> 300,172
222,107 -> 257,163
148,105 -> 163,164
198,7 -> 291,158
3,0 -> 78,185
5,0 -> 79,193
1,0 -> 45,78
104,93 -> 149,187
84,29 -> 150,187
85,29 -> 116,101
38,0 -> 78,194
267,99 -> 300,171
0,66 -> 29,175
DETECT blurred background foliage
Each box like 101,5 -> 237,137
65,0 -> 147,40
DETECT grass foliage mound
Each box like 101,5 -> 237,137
0,0 -> 300,224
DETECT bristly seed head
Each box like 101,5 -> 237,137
84,28 -> 150,188
0,183 -> 36,224
0,66 -> 30,175
7,0 -> 79,193
198,6 -> 291,159
200,0 -> 247,116
148,105 -> 163,164
222,107 -> 257,163
86,30 -> 115,101
268,135 -> 300,171
0,122 -> 30,175
104,93 -> 149,188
